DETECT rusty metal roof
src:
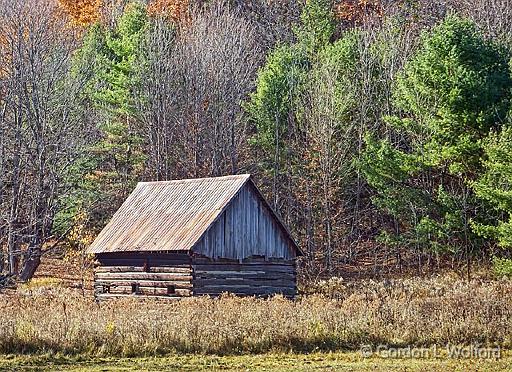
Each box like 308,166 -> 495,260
87,174 -> 300,255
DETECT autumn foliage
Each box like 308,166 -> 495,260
334,0 -> 383,25
147,0 -> 191,24
57,0 -> 191,28
58,0 -> 103,26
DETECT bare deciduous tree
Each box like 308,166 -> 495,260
0,0 -> 91,281
452,0 -> 512,44
135,1 -> 262,180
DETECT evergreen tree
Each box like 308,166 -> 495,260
69,1 -> 148,230
245,0 -> 333,213
299,31 -> 362,266
294,0 -> 335,57
246,0 -> 335,158
473,125 -> 512,249
95,1 -> 147,196
361,17 -> 512,261
246,1 -> 379,268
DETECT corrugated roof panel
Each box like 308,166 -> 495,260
86,174 -> 251,254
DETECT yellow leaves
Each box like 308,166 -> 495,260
64,210 -> 96,276
58,0 -> 164,33
20,277 -> 63,291
14,320 -> 35,341
65,210 -> 95,267
105,321 -> 117,336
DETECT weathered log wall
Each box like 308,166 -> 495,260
191,256 -> 297,298
94,253 -> 298,300
94,252 -> 192,300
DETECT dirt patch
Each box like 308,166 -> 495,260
32,256 -> 94,291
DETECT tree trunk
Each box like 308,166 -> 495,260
19,247 -> 41,282
7,110 -> 22,276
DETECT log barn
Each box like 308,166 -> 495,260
87,174 -> 302,300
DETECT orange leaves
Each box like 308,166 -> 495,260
147,0 -> 190,24
59,0 -> 193,28
0,0 -> 76,79
58,0 -> 103,27
334,0 -> 383,25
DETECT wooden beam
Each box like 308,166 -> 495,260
95,294 -> 185,301
95,266 -> 192,274
193,278 -> 296,287
105,286 -> 192,296
95,280 -> 193,289
193,272 -> 295,280
95,272 -> 192,281
193,257 -> 295,265
193,287 -> 296,296
193,264 -> 295,273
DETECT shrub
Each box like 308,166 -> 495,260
493,257 -> 512,278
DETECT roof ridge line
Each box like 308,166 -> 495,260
137,174 -> 251,185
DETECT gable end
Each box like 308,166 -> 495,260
192,180 -> 301,260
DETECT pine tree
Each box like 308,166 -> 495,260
245,0 -> 333,213
361,17 -> 512,261
71,1 -> 148,229
473,126 -> 512,249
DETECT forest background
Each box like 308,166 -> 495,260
2,0 -> 512,283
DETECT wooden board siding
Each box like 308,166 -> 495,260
94,253 -> 192,300
191,256 -> 297,298
193,183 -> 296,260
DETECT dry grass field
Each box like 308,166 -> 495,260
1,273 -> 511,355
0,258 -> 511,370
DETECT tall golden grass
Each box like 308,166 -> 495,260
0,275 -> 511,356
